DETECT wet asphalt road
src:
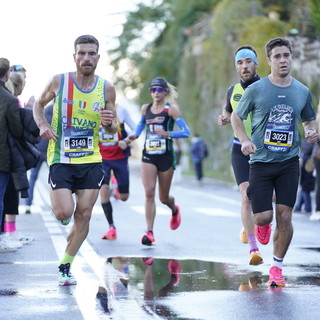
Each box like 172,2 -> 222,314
1,162 -> 320,320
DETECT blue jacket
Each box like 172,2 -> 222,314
190,137 -> 208,161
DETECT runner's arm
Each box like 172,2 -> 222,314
33,75 -> 60,141
102,81 -> 117,134
231,112 -> 255,155
157,104 -> 191,139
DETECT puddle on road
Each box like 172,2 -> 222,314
106,257 -> 320,296
107,257 -> 265,295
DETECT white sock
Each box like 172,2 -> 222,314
272,255 -> 283,269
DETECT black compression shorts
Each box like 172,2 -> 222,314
247,157 -> 299,214
142,151 -> 174,172
231,142 -> 250,185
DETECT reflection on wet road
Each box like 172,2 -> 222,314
98,257 -> 320,319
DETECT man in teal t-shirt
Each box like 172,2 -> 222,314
231,37 -> 317,288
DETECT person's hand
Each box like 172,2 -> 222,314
241,140 -> 256,156
154,127 -> 169,138
127,134 -> 137,142
100,108 -> 114,127
24,96 -> 35,109
217,114 -> 229,126
39,122 -> 58,141
306,128 -> 318,143
118,140 -> 128,150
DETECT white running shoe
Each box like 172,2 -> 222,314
309,211 -> 320,221
7,232 -> 35,245
0,234 -> 18,252
3,234 -> 23,248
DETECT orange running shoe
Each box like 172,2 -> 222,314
249,250 -> 263,265
240,227 -> 248,244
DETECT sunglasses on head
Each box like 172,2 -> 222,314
149,87 -> 167,93
10,65 -> 25,72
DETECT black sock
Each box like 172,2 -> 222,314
102,202 -> 113,225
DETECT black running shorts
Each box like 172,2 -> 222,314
231,142 -> 250,185
247,157 -> 299,214
48,163 -> 105,191
142,151 -> 174,172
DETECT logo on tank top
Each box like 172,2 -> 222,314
233,93 -> 242,101
63,98 -> 74,104
146,116 -> 165,124
92,101 -> 103,113
79,101 -> 87,109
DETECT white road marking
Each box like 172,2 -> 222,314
193,207 -> 239,218
174,185 -> 241,206
37,179 -> 150,320
130,205 -> 239,218
131,205 -> 170,215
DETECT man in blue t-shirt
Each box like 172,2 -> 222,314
231,37 -> 318,287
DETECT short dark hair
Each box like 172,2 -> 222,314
235,45 -> 257,57
265,37 -> 292,58
0,58 -> 10,78
74,35 -> 99,52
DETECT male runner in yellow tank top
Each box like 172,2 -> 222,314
33,35 -> 117,286
217,45 -> 264,266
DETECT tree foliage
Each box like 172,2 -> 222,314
109,0 -> 219,103
108,0 -> 319,181
309,0 -> 320,33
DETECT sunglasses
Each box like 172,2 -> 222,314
149,87 -> 167,93
10,65 -> 25,72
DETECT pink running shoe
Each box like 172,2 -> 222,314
142,257 -> 154,266
141,231 -> 155,246
111,176 -> 120,200
254,224 -> 272,245
101,226 -> 117,240
268,266 -> 285,287
168,259 -> 181,285
170,205 -> 181,230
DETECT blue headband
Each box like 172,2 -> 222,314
235,49 -> 258,67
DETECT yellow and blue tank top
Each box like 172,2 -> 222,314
230,83 -> 252,139
47,72 -> 106,165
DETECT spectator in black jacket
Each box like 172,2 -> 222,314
2,70 -> 39,246
0,58 -> 24,252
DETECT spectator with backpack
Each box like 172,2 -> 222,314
190,134 -> 208,186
